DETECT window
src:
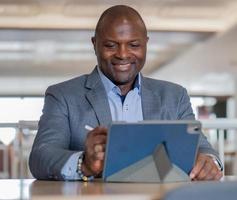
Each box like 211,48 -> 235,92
0,97 -> 43,123
0,97 -> 43,145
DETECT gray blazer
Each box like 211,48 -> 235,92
29,67 -> 219,180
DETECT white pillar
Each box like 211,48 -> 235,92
227,78 -> 237,174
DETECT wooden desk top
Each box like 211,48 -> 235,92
0,176 -> 236,200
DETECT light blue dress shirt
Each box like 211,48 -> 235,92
61,67 -> 143,180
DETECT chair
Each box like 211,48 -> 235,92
162,181 -> 237,200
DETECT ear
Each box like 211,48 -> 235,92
146,36 -> 149,43
91,36 -> 96,53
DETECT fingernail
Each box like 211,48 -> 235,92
190,173 -> 195,179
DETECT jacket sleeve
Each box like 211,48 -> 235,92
177,87 -> 222,163
29,85 -> 77,180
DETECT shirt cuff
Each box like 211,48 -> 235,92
61,151 -> 84,180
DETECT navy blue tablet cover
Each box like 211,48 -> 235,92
103,120 -> 201,180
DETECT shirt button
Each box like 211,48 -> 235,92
125,105 -> 128,111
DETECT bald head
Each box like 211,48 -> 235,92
95,5 -> 147,37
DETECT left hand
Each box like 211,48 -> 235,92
189,153 -> 223,181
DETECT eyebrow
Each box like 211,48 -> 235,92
103,39 -> 142,43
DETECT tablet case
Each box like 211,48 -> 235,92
103,120 -> 201,183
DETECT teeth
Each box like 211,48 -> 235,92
114,63 -> 130,71
118,64 -> 129,67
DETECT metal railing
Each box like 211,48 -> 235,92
201,119 -> 237,173
0,121 -> 38,178
0,123 -> 18,178
0,119 -> 237,178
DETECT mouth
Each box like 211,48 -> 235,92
114,63 -> 130,71
112,62 -> 134,72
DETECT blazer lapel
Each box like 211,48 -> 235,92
85,67 -> 112,127
141,77 -> 163,120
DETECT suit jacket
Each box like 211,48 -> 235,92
29,67 -> 220,180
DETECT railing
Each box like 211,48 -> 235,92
18,121 -> 38,178
0,121 -> 38,178
0,123 -> 18,178
0,119 -> 237,178
200,119 -> 237,173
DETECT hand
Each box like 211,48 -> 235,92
189,153 -> 223,181
82,126 -> 108,177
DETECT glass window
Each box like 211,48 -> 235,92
0,97 -> 43,123
0,97 -> 43,146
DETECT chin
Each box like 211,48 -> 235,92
113,77 -> 134,86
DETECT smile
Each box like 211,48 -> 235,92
113,63 -> 132,72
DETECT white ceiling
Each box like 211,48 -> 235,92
1,0 -> 237,31
0,0 -> 236,95
151,23 -> 237,96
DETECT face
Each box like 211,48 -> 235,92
92,18 -> 148,87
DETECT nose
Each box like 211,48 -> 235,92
116,44 -> 129,59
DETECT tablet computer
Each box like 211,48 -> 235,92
103,120 -> 201,182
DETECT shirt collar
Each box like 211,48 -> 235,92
97,66 -> 141,96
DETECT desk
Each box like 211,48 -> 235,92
0,176 -> 236,200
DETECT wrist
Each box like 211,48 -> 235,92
206,154 -> 223,171
81,161 -> 93,176
77,152 -> 94,181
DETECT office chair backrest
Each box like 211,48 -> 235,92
163,181 -> 237,200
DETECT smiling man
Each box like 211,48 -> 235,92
29,5 -> 223,181
92,8 -> 148,95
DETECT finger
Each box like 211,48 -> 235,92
88,126 -> 108,137
91,160 -> 104,175
206,162 -> 223,181
83,153 -> 104,175
205,163 -> 222,180
94,152 -> 105,160
82,155 -> 100,176
196,161 -> 213,180
85,134 -> 107,156
86,127 -> 107,143
87,143 -> 106,161
94,144 -> 106,153
93,135 -> 107,145
196,156 -> 222,181
214,171 -> 223,180
190,155 -> 206,179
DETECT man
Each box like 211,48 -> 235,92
29,5 -> 223,181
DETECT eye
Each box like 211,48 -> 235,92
104,42 -> 117,49
130,42 -> 140,48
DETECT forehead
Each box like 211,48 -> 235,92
99,18 -> 146,40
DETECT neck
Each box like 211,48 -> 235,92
118,81 -> 134,96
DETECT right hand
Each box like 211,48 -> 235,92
82,126 -> 108,177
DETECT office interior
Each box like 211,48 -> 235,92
0,0 -> 237,182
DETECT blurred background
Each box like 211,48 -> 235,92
0,0 -> 237,179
